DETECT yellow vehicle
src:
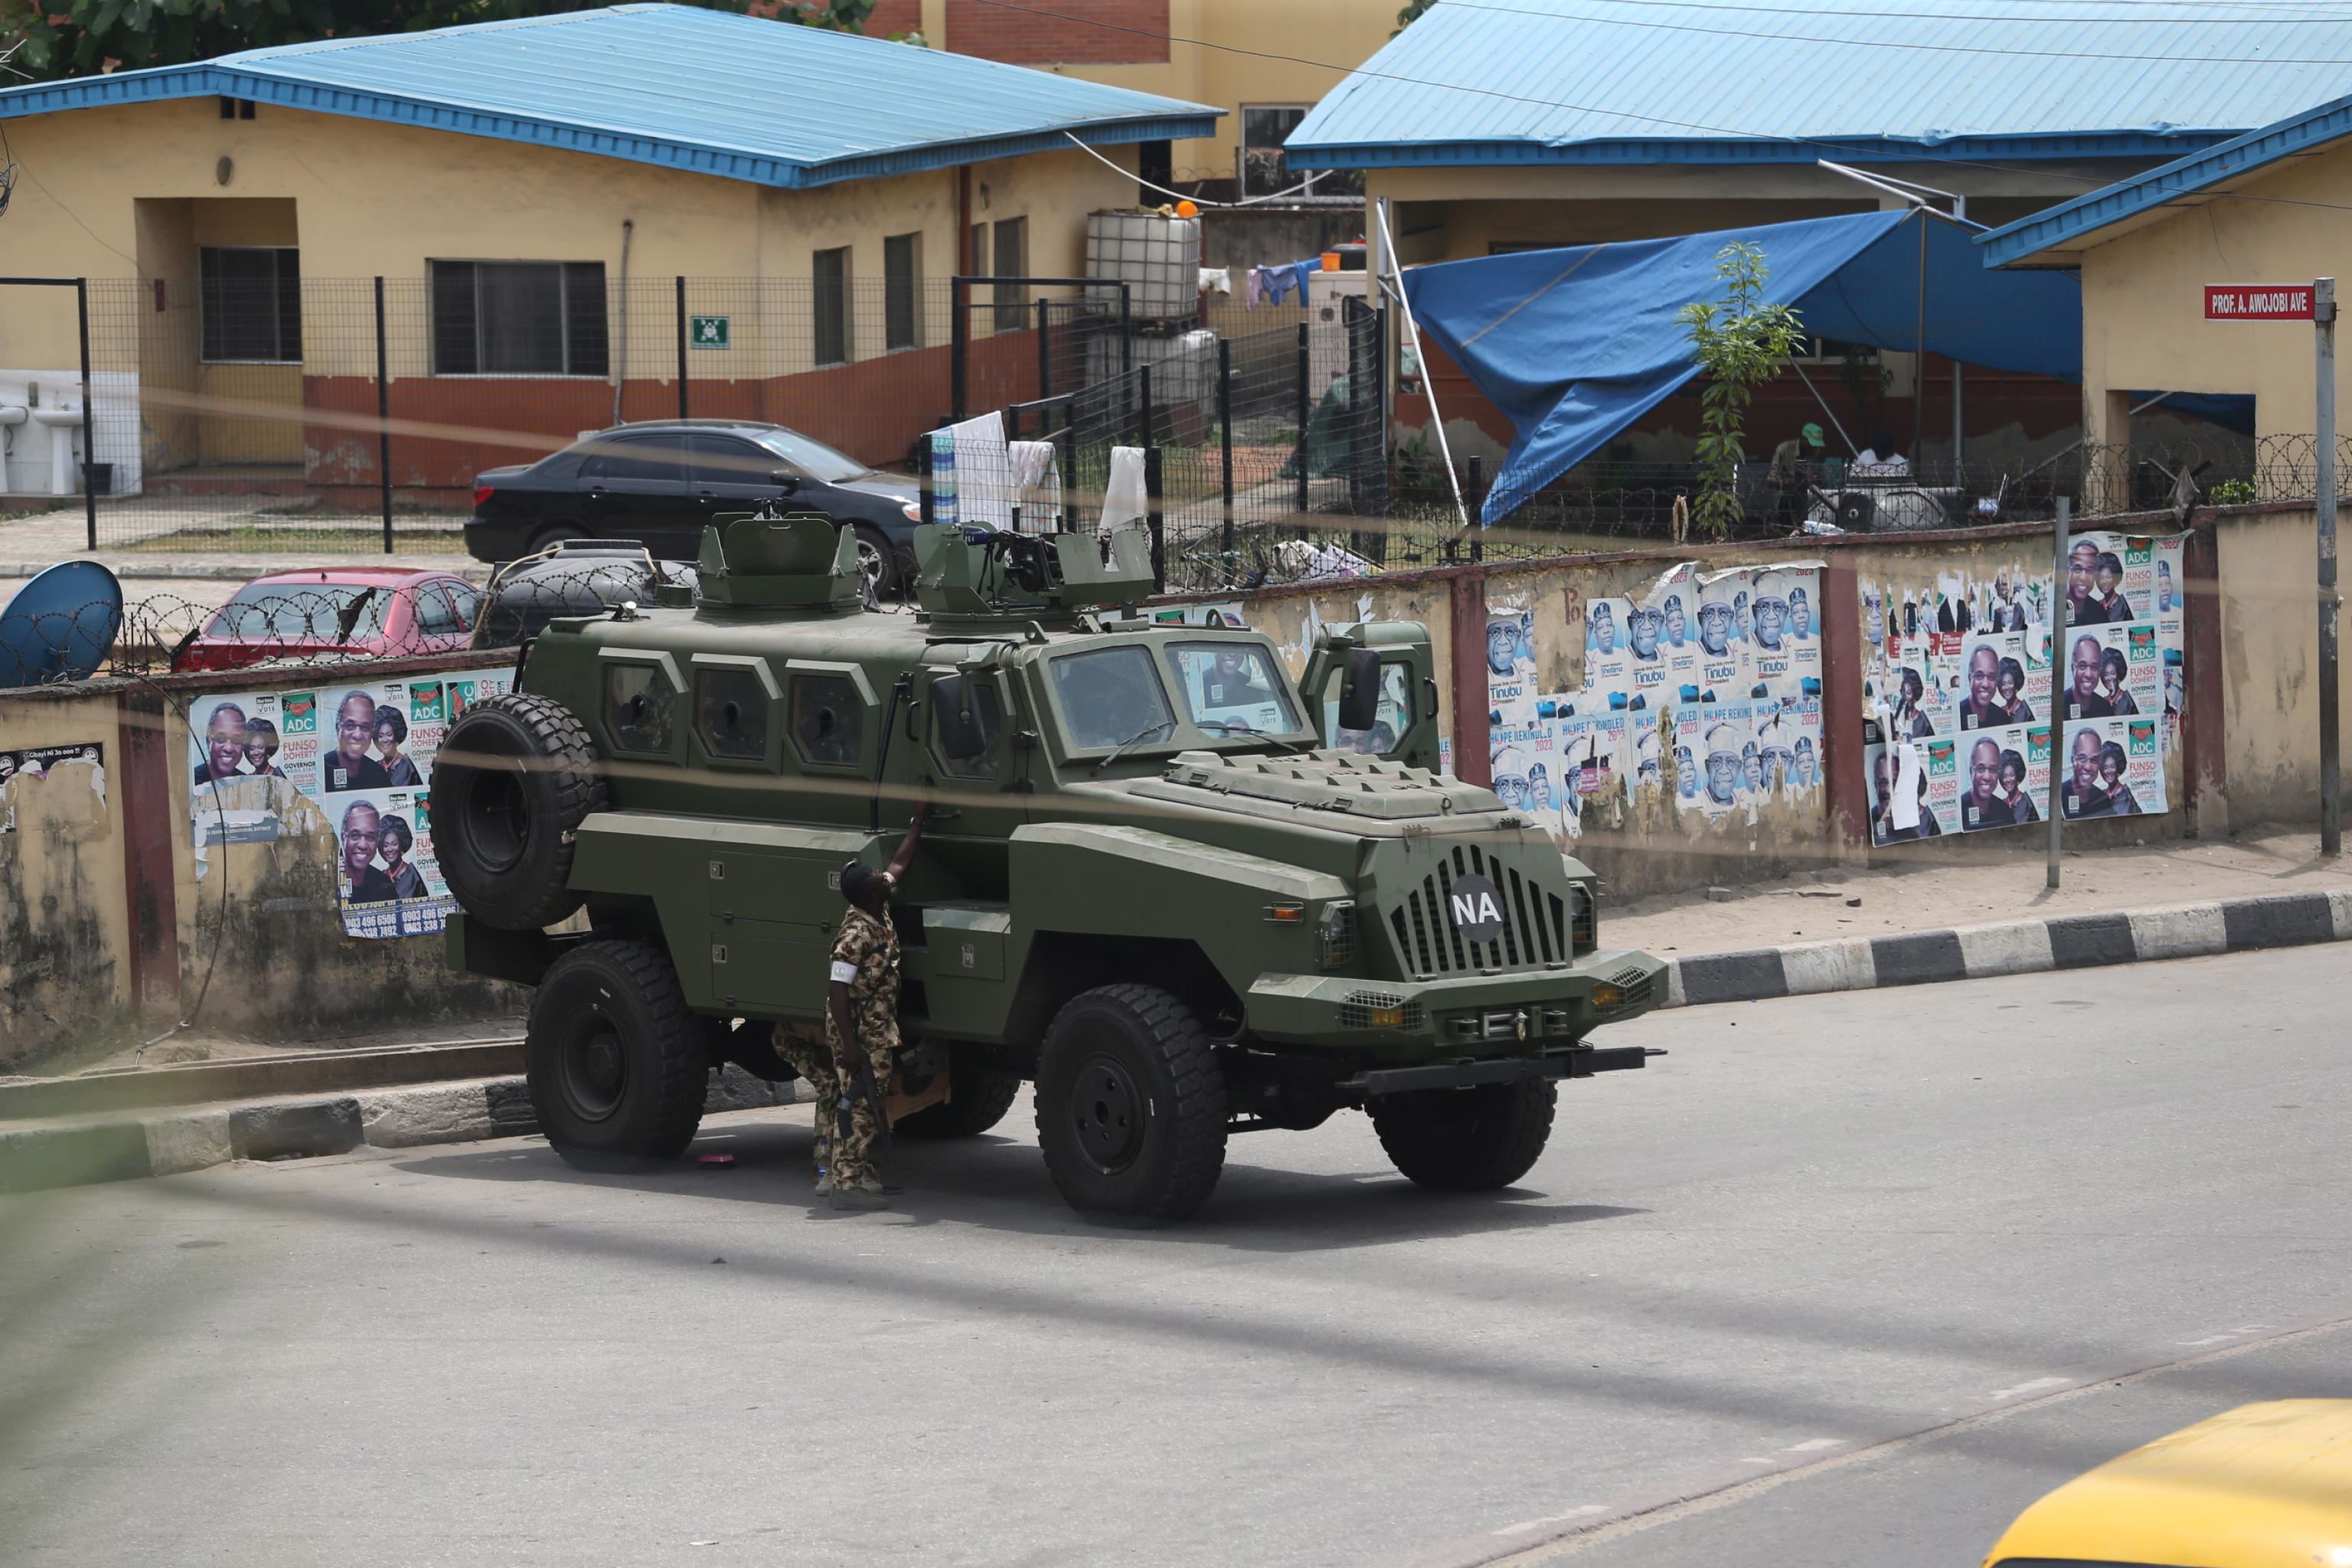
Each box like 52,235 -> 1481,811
1983,1400 -> 2352,1568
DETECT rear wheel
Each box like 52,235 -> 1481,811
1034,985 -> 1227,1225
1369,1079 -> 1556,1191
434,692 -> 604,931
529,523 -> 586,554
894,1060 -> 1022,1139
527,939 -> 709,1171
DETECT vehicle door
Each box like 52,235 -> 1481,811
688,433 -> 791,521
1299,622 -> 1443,772
577,430 -> 702,559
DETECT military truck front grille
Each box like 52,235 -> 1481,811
1386,843 -> 1571,978
1339,991 -> 1425,1031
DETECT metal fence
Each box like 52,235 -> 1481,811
21,274 -> 1125,555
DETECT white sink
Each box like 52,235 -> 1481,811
28,403 -> 83,496
0,406 -> 24,495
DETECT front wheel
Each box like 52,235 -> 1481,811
527,940 -> 710,1171
1034,985 -> 1227,1225
1369,1078 -> 1556,1191
851,525 -> 897,602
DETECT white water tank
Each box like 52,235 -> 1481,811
1087,211 -> 1200,324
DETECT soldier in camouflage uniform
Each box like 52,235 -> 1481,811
776,804 -> 926,1210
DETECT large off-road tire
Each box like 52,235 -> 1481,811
1369,1078 -> 1557,1191
436,691 -> 606,931
527,939 -> 708,1171
894,1060 -> 1022,1139
1034,985 -> 1227,1225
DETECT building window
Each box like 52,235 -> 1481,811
813,247 -> 851,367
430,260 -> 608,376
1241,106 -> 1309,197
884,233 -> 923,352
200,247 -> 302,364
992,216 -> 1027,331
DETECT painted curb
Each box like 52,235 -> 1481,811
0,1064 -> 804,1194
1661,889 -> 2352,1011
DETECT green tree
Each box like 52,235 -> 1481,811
1392,0 -> 1437,38
1676,241 -> 1803,540
0,0 -> 753,82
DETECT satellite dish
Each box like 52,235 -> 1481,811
0,560 -> 123,688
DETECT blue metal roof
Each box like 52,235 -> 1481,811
1980,88 -> 2352,266
0,5 -> 1220,189
1285,0 -> 2352,168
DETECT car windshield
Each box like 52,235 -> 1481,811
750,427 -> 868,483
1161,642 -> 1302,736
205,583 -> 394,642
1048,644 -> 1175,751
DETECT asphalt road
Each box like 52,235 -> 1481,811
4,944 -> 2349,1568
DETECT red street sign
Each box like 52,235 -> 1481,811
2206,283 -> 2315,320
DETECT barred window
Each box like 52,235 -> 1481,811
200,247 -> 302,364
430,260 -> 608,376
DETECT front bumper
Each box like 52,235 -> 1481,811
1243,946 -> 1667,1054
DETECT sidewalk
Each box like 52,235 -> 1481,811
1,496 -> 480,583
1606,828 -> 2350,956
1599,829 -> 2352,1008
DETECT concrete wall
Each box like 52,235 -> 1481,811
2213,504 -> 2351,825
0,653 -> 526,1073
2069,139 -> 2352,446
0,688 -> 130,1067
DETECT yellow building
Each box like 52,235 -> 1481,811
853,0 -> 1397,195
1982,90 -> 2352,456
0,4 -> 1217,493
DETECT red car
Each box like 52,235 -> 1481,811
171,567 -> 483,674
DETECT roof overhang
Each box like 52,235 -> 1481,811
0,64 -> 1217,191
1286,129 -> 2240,173
1981,90 -> 2352,268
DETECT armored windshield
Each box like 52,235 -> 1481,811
1048,644 -> 1175,750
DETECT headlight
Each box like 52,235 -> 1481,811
1571,884 -> 1597,952
900,501 -> 923,522
1318,900 -> 1356,969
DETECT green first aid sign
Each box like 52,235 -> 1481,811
690,315 -> 730,349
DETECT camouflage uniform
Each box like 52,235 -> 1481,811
774,902 -> 901,1190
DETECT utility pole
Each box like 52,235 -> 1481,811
2318,278 -> 2341,854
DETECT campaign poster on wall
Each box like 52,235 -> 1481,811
1859,531 -> 2184,838
0,743 -> 106,835
1485,561 -> 1824,844
188,669 -> 512,939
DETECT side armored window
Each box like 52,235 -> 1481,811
695,667 -> 770,761
790,673 -> 864,768
604,664 -> 675,753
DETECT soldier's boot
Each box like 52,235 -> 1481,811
830,1179 -> 887,1212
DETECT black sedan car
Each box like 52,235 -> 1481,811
465,420 -> 925,594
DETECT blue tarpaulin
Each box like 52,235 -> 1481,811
1400,211 -> 2085,525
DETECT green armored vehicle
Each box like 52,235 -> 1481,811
436,508 -> 1664,1223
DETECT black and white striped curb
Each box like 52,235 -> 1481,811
1664,889 -> 2352,1009
0,1066 -> 805,1195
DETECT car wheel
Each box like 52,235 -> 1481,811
1369,1078 -> 1557,1191
529,523 -> 586,555
852,525 -> 897,600
527,939 -> 709,1171
1034,984 -> 1227,1226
